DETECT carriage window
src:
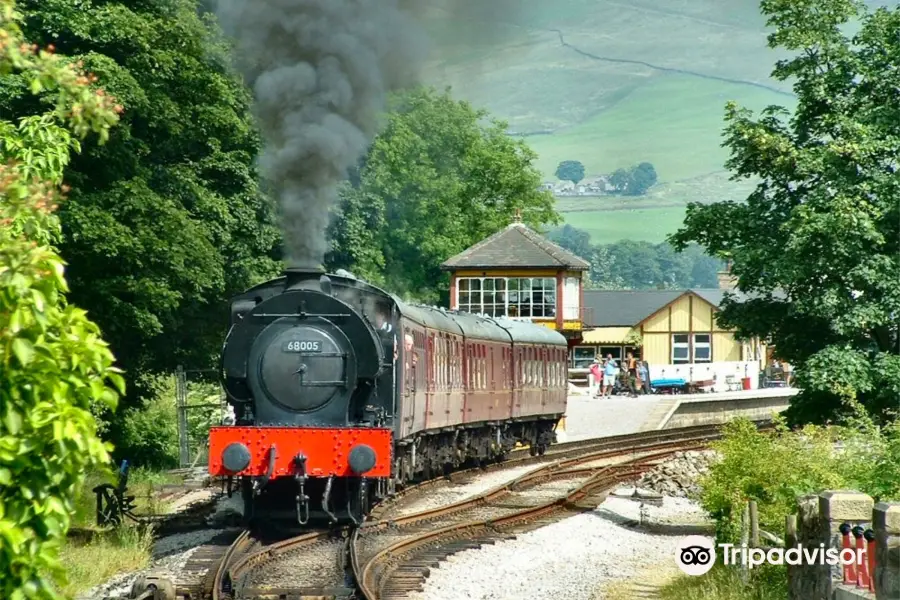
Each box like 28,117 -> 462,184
481,345 -> 487,390
436,336 -> 442,390
473,345 -> 478,390
454,340 -> 459,389
428,335 -> 434,390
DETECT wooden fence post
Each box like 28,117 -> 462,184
741,501 -> 750,584
750,500 -> 760,547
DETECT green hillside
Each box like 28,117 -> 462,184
418,0 -> 882,244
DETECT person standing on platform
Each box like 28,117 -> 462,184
638,360 -> 651,394
625,352 -> 639,398
589,358 -> 603,398
602,354 -> 617,397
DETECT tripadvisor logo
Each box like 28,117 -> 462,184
675,536 -> 716,576
674,536 -> 868,576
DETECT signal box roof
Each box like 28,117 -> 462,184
441,221 -> 590,271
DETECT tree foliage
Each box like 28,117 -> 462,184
548,225 -> 722,290
607,162 -> 658,195
554,159 -> 585,184
669,0 -> 900,423
327,87 -> 560,302
2,0 -> 281,413
0,2 -> 122,596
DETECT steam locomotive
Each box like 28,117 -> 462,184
208,268 -> 568,525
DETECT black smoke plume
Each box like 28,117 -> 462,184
213,0 -> 426,268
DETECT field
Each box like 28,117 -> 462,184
417,0 -> 882,244
559,202 -> 688,244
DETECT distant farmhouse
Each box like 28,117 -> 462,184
542,176 -> 611,196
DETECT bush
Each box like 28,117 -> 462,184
0,4 -> 121,597
118,373 -> 224,469
701,410 -> 900,546
121,393 -> 180,470
832,407 -> 900,502
699,417 -> 845,543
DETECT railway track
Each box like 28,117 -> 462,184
369,423 -> 726,522
193,423 -> 764,600
351,424 -> 732,600
204,527 -> 354,600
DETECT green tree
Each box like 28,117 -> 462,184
327,87 -> 559,301
548,224 -> 593,261
625,161 -> 657,196
606,240 -> 664,288
554,159 -> 585,184
669,0 -> 900,423
3,0 -> 281,416
585,245 -> 625,290
608,168 -> 629,193
0,2 -> 123,596
548,225 -> 623,289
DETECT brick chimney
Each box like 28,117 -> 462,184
717,260 -> 737,291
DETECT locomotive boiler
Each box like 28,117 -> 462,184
209,268 -> 568,525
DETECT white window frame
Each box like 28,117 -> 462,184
672,333 -> 690,364
563,276 -> 580,320
693,333 -> 712,363
456,276 -> 557,319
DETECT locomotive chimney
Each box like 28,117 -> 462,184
284,267 -> 326,291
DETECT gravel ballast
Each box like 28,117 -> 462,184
396,464 -> 544,516
405,495 -> 711,600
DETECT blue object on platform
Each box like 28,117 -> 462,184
651,378 -> 687,387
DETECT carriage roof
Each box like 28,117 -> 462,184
395,299 -> 567,347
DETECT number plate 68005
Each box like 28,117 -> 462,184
282,340 -> 322,352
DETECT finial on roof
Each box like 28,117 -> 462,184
512,208 -> 522,225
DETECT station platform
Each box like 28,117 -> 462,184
560,387 -> 797,442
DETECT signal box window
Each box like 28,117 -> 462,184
456,277 -> 557,318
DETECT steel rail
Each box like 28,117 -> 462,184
352,426 -> 733,600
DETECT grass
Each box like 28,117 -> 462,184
58,525 -> 154,597
553,173 -> 760,244
416,0 -> 802,243
659,563 -> 788,600
562,204 -> 687,244
523,74 -> 791,183
58,467 -> 182,596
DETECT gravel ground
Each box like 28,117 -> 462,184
166,488 -> 218,513
564,393 -> 662,442
75,529 -> 229,600
242,539 -> 345,590
396,464 -> 545,516
405,495 -> 712,600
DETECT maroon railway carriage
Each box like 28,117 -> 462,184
395,303 -> 568,482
